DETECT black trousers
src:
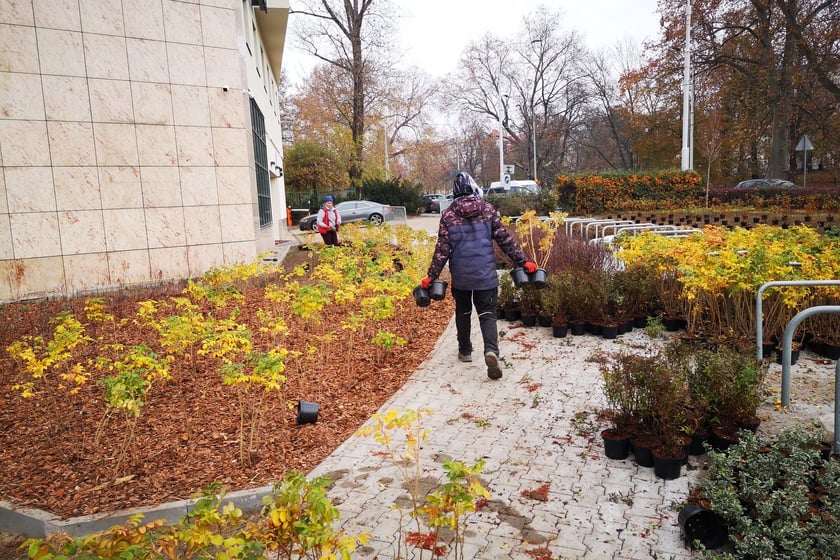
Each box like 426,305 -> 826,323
320,229 -> 339,246
452,287 -> 499,356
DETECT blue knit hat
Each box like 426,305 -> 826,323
324,195 -> 333,202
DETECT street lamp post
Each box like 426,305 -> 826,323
497,93 -> 505,184
532,103 -> 537,182
531,38 -> 542,182
680,0 -> 693,171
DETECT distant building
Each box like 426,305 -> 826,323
0,0 -> 290,301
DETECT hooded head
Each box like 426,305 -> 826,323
323,195 -> 333,203
452,172 -> 480,198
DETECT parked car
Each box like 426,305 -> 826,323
486,180 -> 540,196
299,200 -> 395,231
422,194 -> 450,213
734,178 -> 798,189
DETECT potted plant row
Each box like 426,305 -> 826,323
595,339 -> 768,480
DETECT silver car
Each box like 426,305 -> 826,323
299,200 -> 395,231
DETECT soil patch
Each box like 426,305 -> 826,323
0,246 -> 454,524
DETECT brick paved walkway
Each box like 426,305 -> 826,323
308,315 -> 703,559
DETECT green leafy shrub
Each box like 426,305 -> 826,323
697,427 -> 840,559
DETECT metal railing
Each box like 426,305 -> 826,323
777,306 -> 840,455
755,280 -> 840,361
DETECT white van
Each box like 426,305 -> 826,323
486,180 -> 540,196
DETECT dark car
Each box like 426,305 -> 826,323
422,194 -> 450,213
734,178 -> 798,189
299,200 -> 395,231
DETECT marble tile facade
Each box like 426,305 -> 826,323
0,0 -> 286,301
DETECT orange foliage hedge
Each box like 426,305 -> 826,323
556,169 -> 704,215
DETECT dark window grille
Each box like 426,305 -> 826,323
250,98 -> 272,227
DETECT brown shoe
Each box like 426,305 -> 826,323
485,352 -> 502,380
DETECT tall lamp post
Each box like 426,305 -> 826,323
497,93 -> 506,184
532,103 -> 538,182
680,0 -> 693,171
531,38 -> 542,182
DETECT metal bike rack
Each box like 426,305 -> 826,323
755,280 -> 840,361
564,217 -> 594,236
588,220 -> 635,239
778,305 -> 840,455
577,219 -> 616,238
613,224 -> 677,236
600,221 -> 642,237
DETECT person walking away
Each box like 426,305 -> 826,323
316,196 -> 341,246
421,172 -> 537,380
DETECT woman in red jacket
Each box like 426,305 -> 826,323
316,195 -> 341,246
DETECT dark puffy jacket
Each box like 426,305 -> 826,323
427,195 -> 526,291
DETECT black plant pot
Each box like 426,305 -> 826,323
504,308 -> 521,321
710,426 -> 740,451
510,267 -> 530,288
430,279 -> 448,300
538,315 -> 552,327
569,321 -> 586,336
631,436 -> 657,468
601,428 -> 631,460
633,315 -> 649,328
521,314 -> 538,327
601,325 -> 618,340
663,317 -> 685,332
297,400 -> 319,425
761,341 -> 776,360
413,286 -> 430,307
688,429 -> 710,455
678,505 -> 728,550
824,343 -> 840,360
529,267 -> 548,289
775,347 -> 800,365
552,324 -> 568,338
652,447 -> 685,479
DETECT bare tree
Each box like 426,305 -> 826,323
292,0 -> 396,193
443,6 -> 590,180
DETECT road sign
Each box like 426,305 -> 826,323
503,174 -> 511,185
503,164 -> 515,175
795,135 -> 815,187
795,135 -> 814,151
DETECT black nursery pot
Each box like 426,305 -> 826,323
296,400 -> 319,425
529,268 -> 548,289
510,267 -> 530,288
601,428 -> 631,460
678,505 -> 728,550
413,286 -> 431,307
430,279 -> 448,300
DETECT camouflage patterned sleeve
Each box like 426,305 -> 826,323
489,206 -> 526,266
426,215 -> 452,279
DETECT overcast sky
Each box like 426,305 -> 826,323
284,0 -> 663,87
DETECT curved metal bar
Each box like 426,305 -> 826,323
756,280 -> 840,360
779,305 -> 840,454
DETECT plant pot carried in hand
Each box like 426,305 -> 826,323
529,267 -> 548,289
429,279 -> 448,300
510,267 -> 530,288
413,286 -> 431,307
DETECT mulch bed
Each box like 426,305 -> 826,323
0,247 -> 454,521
